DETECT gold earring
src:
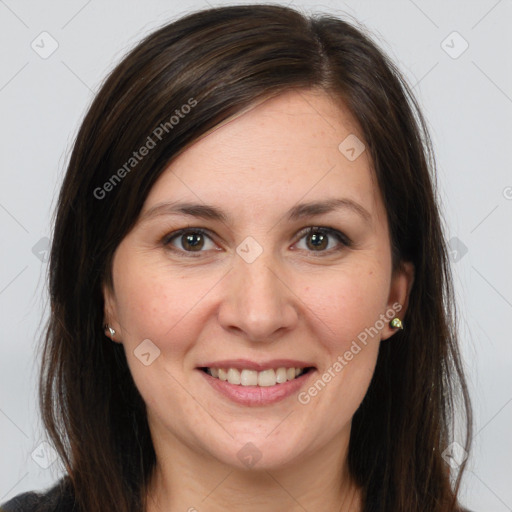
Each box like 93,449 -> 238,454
389,318 -> 403,330
104,324 -> 116,338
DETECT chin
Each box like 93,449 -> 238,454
216,434 -> 306,472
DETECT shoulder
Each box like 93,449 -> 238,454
0,477 -> 75,512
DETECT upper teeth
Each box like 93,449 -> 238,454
207,367 -> 306,387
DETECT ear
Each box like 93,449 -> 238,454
381,261 -> 414,341
102,282 -> 123,343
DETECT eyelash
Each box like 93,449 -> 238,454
161,226 -> 352,258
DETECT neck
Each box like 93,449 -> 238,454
144,430 -> 362,512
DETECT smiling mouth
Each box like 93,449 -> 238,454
200,366 -> 315,387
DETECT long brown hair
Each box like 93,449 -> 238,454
40,4 -> 472,511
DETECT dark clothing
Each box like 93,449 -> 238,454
0,478 -> 74,512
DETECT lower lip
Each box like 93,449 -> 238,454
198,369 -> 315,406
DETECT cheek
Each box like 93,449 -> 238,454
111,259 -> 213,409
295,267 -> 388,424
301,263 -> 390,351
112,255 -> 208,351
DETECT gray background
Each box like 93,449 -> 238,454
0,0 -> 511,510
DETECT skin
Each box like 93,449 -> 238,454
103,88 -> 414,511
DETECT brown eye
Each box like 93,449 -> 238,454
181,232 -> 205,251
163,228 -> 217,255
306,231 -> 329,251
295,227 -> 351,254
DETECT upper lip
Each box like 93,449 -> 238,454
198,359 -> 316,371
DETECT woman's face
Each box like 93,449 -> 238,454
104,89 -> 413,471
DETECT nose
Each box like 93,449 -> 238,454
217,251 -> 299,343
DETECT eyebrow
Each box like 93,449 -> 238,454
140,198 -> 371,224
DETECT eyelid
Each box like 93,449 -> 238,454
161,226 -> 351,256
294,226 -> 352,248
161,227 -> 219,256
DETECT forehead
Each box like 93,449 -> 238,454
143,89 -> 381,222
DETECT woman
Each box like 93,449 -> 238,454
1,4 -> 473,511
